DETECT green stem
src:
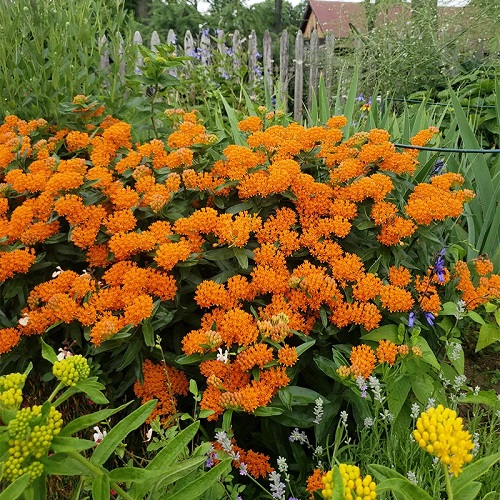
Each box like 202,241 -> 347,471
245,472 -> 274,499
47,381 -> 65,403
442,462 -> 453,500
67,450 -> 135,500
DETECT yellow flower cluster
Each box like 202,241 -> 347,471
52,354 -> 90,386
322,464 -> 377,500
413,405 -> 474,476
0,372 -> 27,408
5,404 -> 63,483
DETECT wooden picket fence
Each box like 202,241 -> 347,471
98,28 -> 340,122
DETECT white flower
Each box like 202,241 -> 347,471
93,426 -> 107,443
216,348 -> 229,364
364,417 -> 374,428
340,410 -> 349,427
52,266 -> 63,278
407,471 -> 418,485
144,428 -> 153,442
313,397 -> 324,424
18,314 -> 29,327
57,347 -> 73,361
410,403 -> 421,419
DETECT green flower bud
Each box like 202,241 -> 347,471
52,354 -> 90,386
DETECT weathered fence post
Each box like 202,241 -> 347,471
279,30 -> 289,111
133,31 -> 143,72
294,30 -> 304,122
263,30 -> 273,100
308,29 -> 319,111
99,34 -> 109,71
200,29 -> 211,65
232,30 -> 242,70
248,30 -> 258,88
151,31 -> 161,52
117,32 -> 126,76
324,32 -> 335,100
167,29 -> 177,47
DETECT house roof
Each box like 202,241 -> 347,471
300,0 -> 367,38
300,0 -> 471,39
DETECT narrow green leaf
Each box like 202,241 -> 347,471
40,454 -> 89,476
0,473 -> 30,500
90,399 -> 156,465
142,318 -> 155,347
413,337 -> 440,370
92,474 -> 110,500
253,406 -> 284,416
51,436 -> 96,453
344,65 -> 359,134
219,93 -> 244,146
331,466 -> 346,500
154,456 -> 207,490
108,467 -> 160,483
128,421 -> 200,498
296,340 -> 315,357
232,247 -> 248,270
166,459 -> 232,500
60,401 -> 132,437
450,450 -> 500,494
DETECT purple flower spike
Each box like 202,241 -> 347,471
424,312 -> 435,326
408,311 -> 416,327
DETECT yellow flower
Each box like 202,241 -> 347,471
322,464 -> 376,500
413,405 -> 474,476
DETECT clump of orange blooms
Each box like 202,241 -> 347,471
1,103 -> 499,428
133,359 -> 189,424
337,340 -> 423,380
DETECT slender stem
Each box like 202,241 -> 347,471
47,381 -> 65,403
245,472 -> 274,499
442,462 -> 453,500
67,450 -> 135,500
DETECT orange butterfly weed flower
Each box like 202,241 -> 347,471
277,345 -> 298,366
350,344 -> 377,379
234,344 -> 274,371
134,359 -> 189,424
378,216 -> 416,246
474,256 -> 494,276
90,312 -> 124,345
238,116 -> 263,133
388,266 -> 412,287
104,209 -> 137,234
352,273 -> 383,302
0,248 -> 36,281
0,327 -> 22,354
370,200 -> 398,225
307,469 -> 326,499
65,131 -> 90,152
379,284 -> 414,312
123,294 -> 154,326
376,339 -> 398,365
232,447 -> 273,478
219,308 -> 259,346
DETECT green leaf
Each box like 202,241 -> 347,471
90,400 -> 156,465
331,466 -> 346,500
40,338 -> 57,364
92,474 -> 110,500
281,386 -> 321,406
142,318 -> 155,347
387,376 -> 411,424
451,481 -> 481,500
361,324 -> 399,343
411,372 -> 435,405
475,322 -> 500,352
51,436 -> 96,453
376,478 -> 433,499
166,459 -> 232,500
296,340 -> 315,357
253,406 -> 284,416
450,450 -> 500,494
54,378 -> 109,406
232,247 -> 248,270
108,467 -> 161,483
440,302 -> 460,316
0,473 -> 30,500
458,390 -> 500,408
40,453 -> 89,476
153,456 -> 206,490
128,421 -> 200,499
60,402 -> 132,437
413,337 -> 440,370
467,311 -> 486,325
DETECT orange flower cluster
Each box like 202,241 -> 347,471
454,259 -> 500,310
336,340 -> 415,379
307,469 -> 326,499
133,359 -> 189,424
